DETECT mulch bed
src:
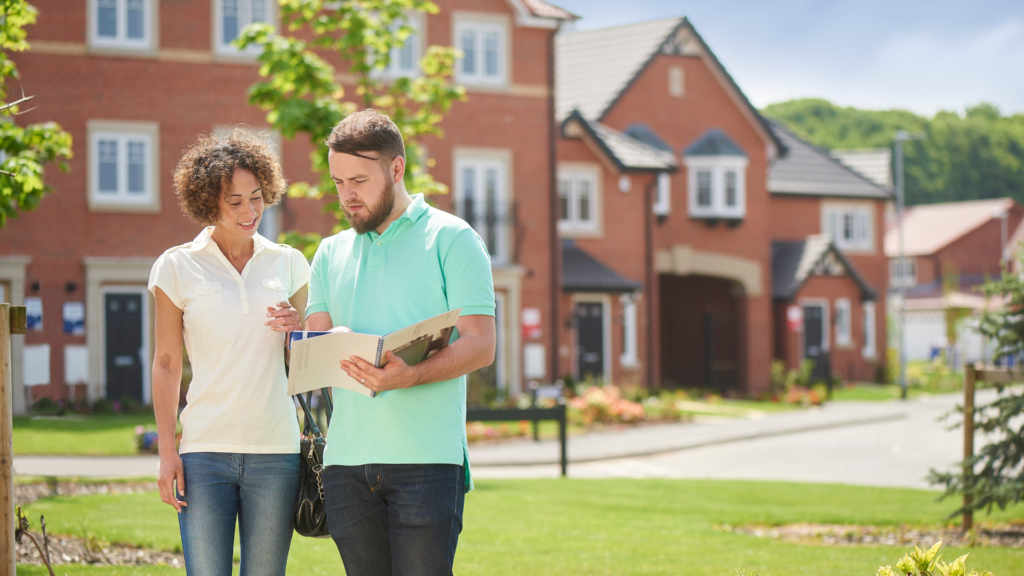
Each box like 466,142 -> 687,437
15,480 -> 184,567
720,523 -> 1024,548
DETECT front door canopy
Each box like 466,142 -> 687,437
771,235 -> 877,301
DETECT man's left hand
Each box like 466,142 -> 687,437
341,351 -> 419,393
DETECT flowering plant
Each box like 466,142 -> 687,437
134,425 -> 160,453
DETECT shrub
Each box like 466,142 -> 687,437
568,386 -> 645,426
91,398 -> 115,414
31,397 -> 60,414
875,541 -> 992,576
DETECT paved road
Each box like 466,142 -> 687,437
473,391 -> 998,489
14,390 -> 1003,490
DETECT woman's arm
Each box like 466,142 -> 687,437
151,287 -> 186,513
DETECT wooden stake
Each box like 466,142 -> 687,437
962,363 -> 976,532
2,303 -> 14,574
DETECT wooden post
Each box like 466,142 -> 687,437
2,303 -> 16,574
962,364 -> 976,532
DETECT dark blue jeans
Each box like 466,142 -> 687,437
323,464 -> 465,576
177,452 -> 300,576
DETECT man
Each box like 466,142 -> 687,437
305,109 -> 496,576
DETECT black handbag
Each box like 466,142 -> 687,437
293,388 -> 333,538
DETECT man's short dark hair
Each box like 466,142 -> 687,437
326,109 -> 405,163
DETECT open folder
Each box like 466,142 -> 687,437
287,309 -> 462,398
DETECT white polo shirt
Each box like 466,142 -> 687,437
148,227 -> 310,454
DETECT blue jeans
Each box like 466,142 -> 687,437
323,464 -> 465,576
177,452 -> 300,576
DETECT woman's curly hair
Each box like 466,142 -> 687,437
173,128 -> 286,226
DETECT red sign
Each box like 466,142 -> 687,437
522,308 -> 542,339
787,306 -> 804,332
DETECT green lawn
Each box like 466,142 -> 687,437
13,414 -> 157,456
17,479 -> 1024,575
829,383 -> 930,402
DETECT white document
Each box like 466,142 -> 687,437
287,309 -> 462,398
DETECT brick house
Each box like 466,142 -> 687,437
0,0 -> 573,413
886,198 -> 1022,363
553,17 -> 892,392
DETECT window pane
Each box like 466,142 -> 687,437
461,167 -> 476,226
126,0 -> 144,39
484,31 -> 499,77
557,178 -> 570,222
399,35 -> 415,71
724,170 -> 737,207
223,0 -> 239,43
127,141 -> 146,194
460,30 -> 476,75
98,139 -> 118,193
250,0 -> 266,23
485,168 -> 498,255
578,179 -> 591,222
842,212 -> 854,241
697,170 -> 712,207
98,0 -> 117,38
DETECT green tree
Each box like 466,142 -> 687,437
0,0 -> 73,227
236,0 -> 464,257
928,264 -> 1024,515
762,98 -> 1024,207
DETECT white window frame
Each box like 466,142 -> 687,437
88,0 -> 155,51
87,120 -> 160,213
557,164 -> 601,236
453,13 -> 509,87
822,202 -> 874,252
654,172 -> 671,216
834,298 -> 852,347
453,149 -> 511,264
371,12 -> 424,79
620,293 -> 639,368
890,257 -> 917,287
668,65 -> 684,97
684,157 -> 748,219
862,300 -> 877,359
214,0 -> 275,58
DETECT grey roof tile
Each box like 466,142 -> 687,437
771,236 -> 877,300
624,124 -> 673,152
767,122 -> 892,199
563,111 -> 677,171
683,129 -> 747,157
563,240 -> 642,293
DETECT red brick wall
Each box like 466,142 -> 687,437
789,276 -> 880,382
935,208 -> 1023,278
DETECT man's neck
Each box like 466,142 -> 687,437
374,188 -> 414,235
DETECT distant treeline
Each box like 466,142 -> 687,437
762,99 -> 1024,206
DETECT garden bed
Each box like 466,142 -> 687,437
721,522 -> 1024,548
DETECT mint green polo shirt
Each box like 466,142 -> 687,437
306,194 -> 495,492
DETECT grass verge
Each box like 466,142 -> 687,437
13,414 -> 157,456
17,479 -> 1024,575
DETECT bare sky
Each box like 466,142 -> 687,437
554,0 -> 1024,116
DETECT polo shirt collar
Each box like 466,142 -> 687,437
399,194 -> 429,224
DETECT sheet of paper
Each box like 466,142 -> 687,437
287,331 -> 381,397
380,309 -> 461,368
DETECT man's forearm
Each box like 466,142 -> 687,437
408,332 -> 492,387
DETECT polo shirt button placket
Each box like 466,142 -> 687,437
238,277 -> 249,314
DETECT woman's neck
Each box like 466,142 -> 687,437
210,225 -> 255,274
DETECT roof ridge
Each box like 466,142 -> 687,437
560,16 -> 684,37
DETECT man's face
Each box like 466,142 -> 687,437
328,149 -> 397,234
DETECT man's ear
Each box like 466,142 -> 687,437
391,155 -> 406,184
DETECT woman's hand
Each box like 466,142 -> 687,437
266,301 -> 301,333
158,452 -> 187,513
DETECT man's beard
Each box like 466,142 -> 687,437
344,176 -> 395,234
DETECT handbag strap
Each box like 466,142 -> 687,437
320,387 -> 333,422
295,392 -> 323,439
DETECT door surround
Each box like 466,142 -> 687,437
570,293 -> 612,383
102,285 -> 151,405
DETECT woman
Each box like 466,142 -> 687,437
148,129 -> 308,575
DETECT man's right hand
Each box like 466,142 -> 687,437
158,452 -> 188,513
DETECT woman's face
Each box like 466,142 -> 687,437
215,167 -> 263,239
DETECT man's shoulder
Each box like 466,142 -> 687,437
420,206 -> 474,237
318,229 -> 358,251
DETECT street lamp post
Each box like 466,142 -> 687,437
894,130 -> 924,400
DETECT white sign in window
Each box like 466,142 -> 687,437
558,171 -> 599,232
65,345 -> 90,384
834,298 -> 852,347
685,158 -> 748,219
654,172 -> 672,216
24,344 -> 50,386
823,205 -> 872,251
862,300 -> 877,359
455,158 -> 508,263
91,0 -> 151,50
620,295 -> 638,367
454,21 -> 507,85
90,131 -> 154,205
216,0 -> 271,55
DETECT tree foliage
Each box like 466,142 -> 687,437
927,265 -> 1024,515
235,0 -> 464,252
0,0 -> 73,227
762,99 -> 1024,207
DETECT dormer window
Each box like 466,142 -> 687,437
683,129 -> 748,221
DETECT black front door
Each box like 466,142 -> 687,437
105,292 -> 144,403
802,305 -> 828,382
576,302 -> 604,382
